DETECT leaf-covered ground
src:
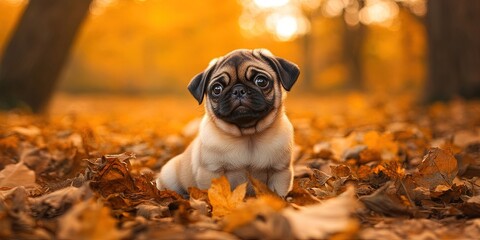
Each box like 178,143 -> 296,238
1,93 -> 480,239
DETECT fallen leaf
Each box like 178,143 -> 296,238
359,182 -> 411,217
188,187 -> 209,202
460,195 -> 480,217
0,186 -> 29,213
330,133 -> 358,160
414,148 -> 458,190
0,186 -> 49,239
282,186 -> 359,239
169,199 -> 193,225
58,200 -> 125,240
88,153 -> 137,197
223,195 -> 286,233
248,174 -> 280,198
359,148 -> 382,163
343,145 -> 367,161
208,176 -> 247,219
0,135 -> 19,150
136,202 -> 169,219
230,211 -> 292,240
363,131 -> 398,161
189,198 -> 211,216
359,228 -> 403,240
12,126 -> 41,138
312,142 -> 333,159
331,164 -> 351,178
0,162 -> 36,189
453,130 -> 480,148
312,169 -> 332,186
457,143 -> 480,177
30,185 -> 91,218
359,219 -> 445,240
286,179 -> 321,206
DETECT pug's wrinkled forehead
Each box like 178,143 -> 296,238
188,49 -> 299,104
208,49 -> 276,86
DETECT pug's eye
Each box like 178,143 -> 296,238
254,76 -> 269,89
211,83 -> 223,96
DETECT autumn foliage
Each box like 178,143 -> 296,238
0,94 -> 479,239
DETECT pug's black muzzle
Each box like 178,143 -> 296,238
214,84 -> 273,128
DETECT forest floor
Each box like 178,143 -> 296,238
1,93 -> 480,239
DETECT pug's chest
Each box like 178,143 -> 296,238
199,136 -> 290,172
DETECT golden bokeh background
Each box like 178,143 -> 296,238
0,0 -> 426,96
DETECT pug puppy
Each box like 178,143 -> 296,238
156,49 -> 299,197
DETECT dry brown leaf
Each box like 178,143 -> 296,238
359,182 -> 411,216
363,131 -> 398,161
136,202 -> 169,219
208,176 -> 247,219
359,148 -> 382,163
248,174 -> 280,198
331,164 -> 351,178
0,162 -> 36,189
0,135 -> 19,156
282,186 -> 359,239
414,148 -> 458,190
12,126 -> 41,138
287,179 -> 321,206
88,153 -> 137,197
188,187 -> 209,202
189,198 -> 211,216
460,195 -> 480,217
30,185 -> 91,218
223,195 -> 286,232
58,200 -> 125,240
330,133 -> 357,160
88,153 -> 182,210
453,130 -> 480,148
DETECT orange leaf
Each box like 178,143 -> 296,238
0,162 -> 36,189
223,195 -> 286,232
208,176 -> 247,219
414,148 -> 458,190
363,131 -> 399,161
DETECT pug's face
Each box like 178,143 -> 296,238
188,49 -> 300,136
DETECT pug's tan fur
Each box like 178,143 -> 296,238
156,49 -> 299,197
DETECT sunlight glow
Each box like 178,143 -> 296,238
265,10 -> 309,41
359,0 -> 399,26
299,0 -> 322,11
89,0 -> 118,16
344,10 -> 359,26
253,0 -> 289,9
239,0 -> 420,41
274,15 -> 298,41
322,0 -> 345,17
398,0 -> 427,16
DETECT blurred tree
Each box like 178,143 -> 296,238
340,1 -> 366,90
425,0 -> 480,102
0,0 -> 92,112
239,0 -> 426,92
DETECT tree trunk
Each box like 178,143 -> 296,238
342,21 -> 366,90
300,11 -> 315,92
0,0 -> 92,112
424,0 -> 480,102
301,31 -> 314,92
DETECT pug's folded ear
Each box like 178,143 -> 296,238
188,58 -> 219,104
256,49 -> 300,91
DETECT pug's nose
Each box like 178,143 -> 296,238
232,85 -> 248,99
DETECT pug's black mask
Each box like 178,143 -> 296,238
209,79 -> 274,128
188,49 -> 300,131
